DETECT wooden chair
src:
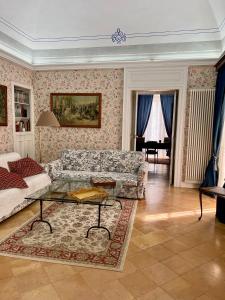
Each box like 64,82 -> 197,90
136,136 -> 145,151
144,141 -> 158,164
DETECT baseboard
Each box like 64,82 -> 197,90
180,181 -> 200,189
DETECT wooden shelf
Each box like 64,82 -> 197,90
14,86 -> 31,133
15,131 -> 32,135
15,117 -> 30,119
15,102 -> 30,106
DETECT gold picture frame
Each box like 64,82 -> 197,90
50,93 -> 102,128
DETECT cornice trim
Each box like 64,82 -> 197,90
0,29 -> 223,68
32,59 -> 217,71
0,49 -> 33,70
0,44 -> 218,71
0,15 -> 225,43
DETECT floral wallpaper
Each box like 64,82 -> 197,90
187,66 -> 217,89
0,55 -> 217,175
0,58 -> 33,153
33,69 -> 124,162
182,65 -> 217,181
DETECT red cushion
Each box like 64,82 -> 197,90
8,158 -> 44,178
0,169 -> 28,190
0,167 -> 9,175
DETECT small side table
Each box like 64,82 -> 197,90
199,186 -> 225,223
90,177 -> 122,209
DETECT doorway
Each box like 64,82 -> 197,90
131,90 -> 178,185
122,65 -> 188,187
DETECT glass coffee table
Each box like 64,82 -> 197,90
25,179 -> 120,240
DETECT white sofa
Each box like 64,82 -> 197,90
0,152 -> 51,223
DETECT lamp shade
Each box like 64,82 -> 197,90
36,111 -> 60,127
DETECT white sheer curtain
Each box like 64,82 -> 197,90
144,94 -> 168,158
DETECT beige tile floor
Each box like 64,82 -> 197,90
0,164 -> 225,299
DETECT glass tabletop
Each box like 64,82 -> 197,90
25,179 -> 116,206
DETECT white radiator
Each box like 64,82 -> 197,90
185,88 -> 215,183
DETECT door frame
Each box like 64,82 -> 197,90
122,65 -> 188,187
131,89 -> 178,184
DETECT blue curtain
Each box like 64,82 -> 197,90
136,95 -> 153,137
201,65 -> 225,187
160,94 -> 174,139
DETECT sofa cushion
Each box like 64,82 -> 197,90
24,173 -> 51,192
101,150 -> 144,174
8,158 -> 44,178
61,150 -> 101,172
0,188 -> 31,223
0,170 -> 28,190
0,167 -> 8,175
0,173 -> 51,223
53,170 -> 137,186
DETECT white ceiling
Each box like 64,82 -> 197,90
0,0 -> 224,66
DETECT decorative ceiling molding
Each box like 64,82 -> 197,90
0,49 -> 32,70
111,28 -> 127,44
222,36 -> 225,51
32,59 -> 217,71
0,16 -> 224,44
0,31 -> 32,64
219,17 -> 225,31
0,45 -> 217,71
207,0 -> 225,39
0,1 -> 224,67
32,49 -> 221,66
0,34 -> 222,68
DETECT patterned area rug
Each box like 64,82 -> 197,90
0,200 -> 137,271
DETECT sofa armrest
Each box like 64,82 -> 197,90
137,162 -> 149,186
45,159 -> 63,179
40,163 -> 49,174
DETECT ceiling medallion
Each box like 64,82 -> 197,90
111,28 -> 126,44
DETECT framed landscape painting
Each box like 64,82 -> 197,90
50,93 -> 102,128
0,85 -> 7,126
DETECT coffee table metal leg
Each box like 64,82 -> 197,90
115,199 -> 122,209
113,186 -> 122,209
30,199 -> 53,233
86,204 -> 111,239
199,191 -> 203,221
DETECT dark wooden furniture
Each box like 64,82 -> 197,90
144,141 -> 158,163
143,141 -> 171,163
199,186 -> 225,223
91,177 -> 116,188
90,177 -> 122,209
157,141 -> 171,157
156,142 -> 171,150
136,137 -> 145,151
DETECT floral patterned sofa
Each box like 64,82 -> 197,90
46,150 -> 149,199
